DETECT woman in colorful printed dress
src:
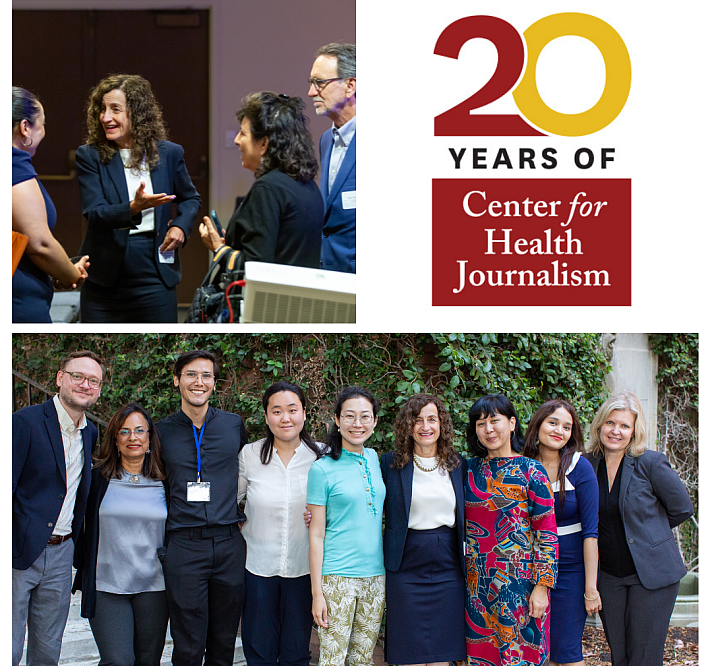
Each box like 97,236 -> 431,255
464,394 -> 558,666
523,400 -> 600,666
307,387 -> 386,666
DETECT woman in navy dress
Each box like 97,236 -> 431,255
380,394 -> 466,666
12,87 -> 89,322
524,400 -> 600,666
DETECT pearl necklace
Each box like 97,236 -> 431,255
413,454 -> 440,472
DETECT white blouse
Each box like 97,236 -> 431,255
120,149 -> 155,234
408,455 -> 457,529
238,439 -> 319,577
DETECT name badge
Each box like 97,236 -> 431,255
341,191 -> 356,210
187,481 -> 211,502
159,250 -> 175,264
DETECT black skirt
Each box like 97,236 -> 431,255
385,525 -> 466,664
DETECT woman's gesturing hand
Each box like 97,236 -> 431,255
130,181 -> 175,214
199,215 -> 226,253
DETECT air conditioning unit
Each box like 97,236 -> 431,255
241,261 -> 356,323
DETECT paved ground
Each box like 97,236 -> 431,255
19,591 -> 246,666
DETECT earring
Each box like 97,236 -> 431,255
117,449 -> 121,457
146,448 -> 150,454
21,137 -> 33,147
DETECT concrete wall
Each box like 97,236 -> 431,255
600,333 -> 659,449
13,0 -> 355,235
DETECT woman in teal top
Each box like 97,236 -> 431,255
307,386 -> 386,666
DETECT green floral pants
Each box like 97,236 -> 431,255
318,574 -> 386,666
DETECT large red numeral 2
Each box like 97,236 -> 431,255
434,16 -> 545,136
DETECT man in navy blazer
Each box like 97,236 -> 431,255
308,43 -> 356,273
12,351 -> 104,666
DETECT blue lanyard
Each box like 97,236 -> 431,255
192,423 -> 206,481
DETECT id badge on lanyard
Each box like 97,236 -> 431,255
187,422 -> 211,502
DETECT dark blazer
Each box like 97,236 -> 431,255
585,449 -> 693,589
12,398 -> 97,570
72,468 -> 110,618
380,451 -> 466,575
75,140 -> 201,288
318,129 -> 356,273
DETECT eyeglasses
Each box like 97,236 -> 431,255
181,371 -> 215,382
307,77 -> 343,91
340,413 -> 374,425
61,371 -> 102,389
118,427 -> 147,438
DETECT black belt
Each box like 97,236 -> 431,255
170,523 -> 240,539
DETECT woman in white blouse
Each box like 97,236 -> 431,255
380,394 -> 466,666
238,381 -> 323,666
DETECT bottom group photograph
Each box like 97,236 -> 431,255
11,332 -> 699,666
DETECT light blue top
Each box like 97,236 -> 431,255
307,446 -> 385,577
96,472 -> 167,594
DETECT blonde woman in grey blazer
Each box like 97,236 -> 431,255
585,391 -> 693,666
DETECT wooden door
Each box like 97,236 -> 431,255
12,9 -> 210,306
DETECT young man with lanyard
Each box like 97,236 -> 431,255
157,350 -> 248,666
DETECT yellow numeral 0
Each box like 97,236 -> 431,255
513,13 -> 632,137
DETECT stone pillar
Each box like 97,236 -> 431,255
600,333 -> 659,450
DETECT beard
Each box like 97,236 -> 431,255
59,384 -> 99,413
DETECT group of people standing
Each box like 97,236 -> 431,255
12,348 -> 693,666
12,42 -> 356,323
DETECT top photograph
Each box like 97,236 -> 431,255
12,2 -> 356,324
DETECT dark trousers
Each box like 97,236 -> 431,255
241,571 -> 312,666
162,528 -> 246,666
81,234 -> 178,323
89,590 -> 168,666
598,570 -> 679,666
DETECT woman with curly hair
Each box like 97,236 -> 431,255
464,394 -> 558,666
72,403 -> 168,665
199,92 -> 322,268
380,393 -> 466,666
523,400 -> 600,666
76,74 -> 201,322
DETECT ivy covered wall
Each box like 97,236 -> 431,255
13,333 -> 610,453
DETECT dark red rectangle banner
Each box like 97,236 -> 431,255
432,178 -> 631,306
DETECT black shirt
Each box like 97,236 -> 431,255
225,168 -> 323,268
597,459 -> 637,578
157,406 -> 248,532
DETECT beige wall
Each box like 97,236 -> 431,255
13,0 -> 355,237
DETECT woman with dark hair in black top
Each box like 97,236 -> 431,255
199,92 -> 323,269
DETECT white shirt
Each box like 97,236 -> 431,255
238,439 -> 319,577
328,115 -> 356,192
408,455 -> 456,530
120,149 -> 156,234
52,394 -> 87,536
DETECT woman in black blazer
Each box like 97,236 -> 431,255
76,74 -> 200,322
585,391 -> 693,666
380,394 -> 466,666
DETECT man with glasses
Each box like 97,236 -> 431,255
156,350 -> 248,666
12,350 -> 105,666
308,42 -> 357,273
